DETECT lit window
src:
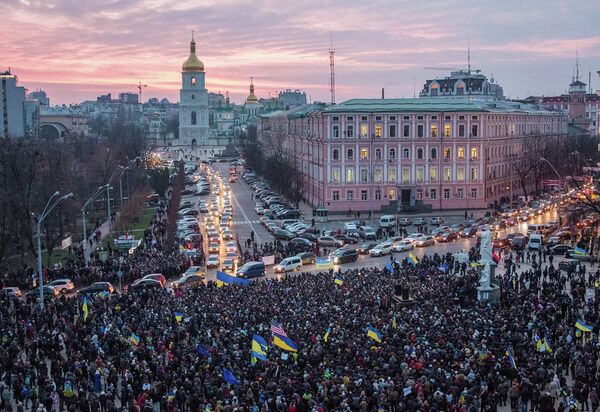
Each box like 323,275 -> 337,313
416,167 -> 424,182
458,147 -> 465,159
375,124 -> 382,138
360,148 -> 368,159
431,125 -> 438,138
388,168 -> 397,182
430,166 -> 438,182
346,168 -> 354,183
332,168 -> 340,183
444,124 -> 451,137
402,167 -> 410,183
388,189 -> 397,200
430,83 -> 439,95
457,167 -> 465,181
374,168 -> 382,182
471,147 -> 478,159
361,124 -> 368,138
470,167 -> 478,180
191,77 -> 196,85
444,147 -> 451,159
444,167 -> 451,181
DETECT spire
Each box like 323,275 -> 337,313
191,30 -> 196,53
575,48 -> 580,81
246,76 -> 258,103
250,76 -> 254,94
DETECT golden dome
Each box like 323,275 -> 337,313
182,38 -> 204,72
246,77 -> 258,102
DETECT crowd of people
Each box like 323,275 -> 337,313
0,236 -> 598,411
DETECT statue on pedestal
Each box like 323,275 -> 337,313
479,230 -> 493,289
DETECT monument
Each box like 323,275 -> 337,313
477,230 -> 501,304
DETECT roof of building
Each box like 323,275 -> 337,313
569,80 -> 586,87
324,98 -> 558,114
259,103 -> 326,119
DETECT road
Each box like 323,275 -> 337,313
202,162 -> 560,283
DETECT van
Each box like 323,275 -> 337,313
344,222 -> 359,237
274,256 -> 302,273
528,233 -> 543,250
358,226 -> 376,240
237,261 -> 266,278
527,224 -> 545,234
380,215 -> 397,228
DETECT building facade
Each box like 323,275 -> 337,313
0,71 -> 26,138
420,70 -> 504,100
259,98 -> 568,212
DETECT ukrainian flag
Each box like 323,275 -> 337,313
574,246 -> 588,255
174,312 -> 184,323
537,336 -> 552,353
82,297 -> 89,322
130,333 -> 140,346
575,319 -> 593,332
323,326 -> 331,343
367,326 -> 382,343
251,334 -> 268,361
272,334 -> 298,352
334,274 -> 344,285
408,253 -> 418,266
505,348 -> 517,369
216,271 -> 250,287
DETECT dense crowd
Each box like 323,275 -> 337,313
0,242 -> 599,412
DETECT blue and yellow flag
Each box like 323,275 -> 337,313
273,334 -> 298,352
130,333 -> 140,346
575,319 -> 593,332
174,312 -> 184,323
367,326 -> 382,343
574,246 -> 588,255
505,348 -> 517,369
385,262 -> 394,272
334,274 -> 344,285
82,297 -> 89,322
408,253 -> 418,266
323,326 -> 331,343
216,271 -> 250,287
536,336 -> 552,353
251,334 -> 268,361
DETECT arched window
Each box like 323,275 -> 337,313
360,148 -> 368,159
456,81 -> 464,95
375,148 -> 382,159
332,149 -> 339,160
431,148 -> 437,159
389,148 -> 396,159
430,83 -> 439,96
471,147 -> 478,159
191,77 -> 196,86
191,111 -> 197,125
403,148 -> 410,159
417,148 -> 423,159
347,148 -> 354,160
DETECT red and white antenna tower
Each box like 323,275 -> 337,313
329,34 -> 335,105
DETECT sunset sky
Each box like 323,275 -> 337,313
2,0 -> 600,105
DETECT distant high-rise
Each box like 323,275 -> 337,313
0,70 -> 26,138
28,89 -> 49,109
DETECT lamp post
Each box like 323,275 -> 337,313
82,185 -> 108,264
36,191 -> 73,308
540,157 -> 562,193
106,166 -> 126,231
119,166 -> 129,209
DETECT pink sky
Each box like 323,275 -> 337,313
2,0 -> 600,105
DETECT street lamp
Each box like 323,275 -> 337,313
82,185 -> 108,264
36,191 -> 73,308
119,166 -> 129,209
106,166 -> 126,230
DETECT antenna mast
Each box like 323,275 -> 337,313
467,35 -> 471,75
329,33 -> 335,105
576,48 -> 579,81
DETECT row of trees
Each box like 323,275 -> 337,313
240,126 -> 304,207
0,110 -> 150,270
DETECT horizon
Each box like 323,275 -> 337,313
2,0 -> 600,105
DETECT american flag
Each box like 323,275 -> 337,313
270,320 -> 288,337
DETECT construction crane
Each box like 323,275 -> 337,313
130,81 -> 148,103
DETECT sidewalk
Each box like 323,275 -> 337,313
81,215 -> 114,262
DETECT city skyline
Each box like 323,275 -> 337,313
2,0 -> 600,105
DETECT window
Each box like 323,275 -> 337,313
445,115 -> 451,120
417,148 -> 423,159
332,168 -> 340,183
471,124 -> 478,137
388,167 -> 396,182
431,124 -> 438,138
471,147 -> 478,159
444,147 -> 451,159
389,148 -> 396,159
458,147 -> 465,159
360,124 -> 368,138
360,169 -> 368,182
472,116 -> 478,120
375,189 -> 382,200
417,124 -> 424,138
347,149 -> 354,159
389,116 -> 396,120
346,125 -> 354,138
360,148 -> 368,159
389,124 -> 396,138
332,116 -> 339,121
388,189 -> 397,200
443,188 -> 450,199
346,168 -> 354,183
430,83 -> 439,95
431,148 -> 437,159
456,82 -> 464,95
191,111 -> 197,125
346,116 -> 353,121
403,148 -> 410,159
332,190 -> 340,201
444,167 -> 451,181
332,149 -> 339,160
191,76 -> 196,85
459,115 -> 465,120
416,167 -> 424,182
403,116 -> 410,120
375,124 -> 382,137
361,116 -> 368,121
332,125 -> 340,138
470,188 -> 477,198
457,167 -> 465,181
403,124 -> 410,137
347,190 -> 354,201
360,190 -> 368,201
191,94 -> 195,100
444,124 -> 451,137
430,166 -> 438,182
417,115 -> 424,120
470,167 -> 478,180
374,168 -> 382,182
458,124 -> 465,137
431,115 -> 438,120
375,148 -> 382,159
402,167 -> 410,183
375,116 -> 382,121
457,188 -> 464,199
416,190 -> 423,200
430,189 -> 437,199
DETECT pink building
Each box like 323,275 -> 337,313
258,98 -> 568,212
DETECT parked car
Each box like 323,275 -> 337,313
273,228 -> 295,240
1,287 -> 22,298
565,249 -> 591,261
78,282 -> 114,295
47,278 -> 75,294
237,261 -> 266,278
412,217 -> 424,226
550,244 -> 571,255
430,217 -> 444,225
357,242 -> 377,254
436,231 -> 458,242
299,233 -> 318,242
334,234 -> 358,244
330,248 -> 358,264
172,273 -> 204,288
393,240 -> 414,252
358,226 -> 376,240
288,237 -> 313,249
414,235 -> 435,247
559,258 -> 579,272
274,256 -> 303,273
142,273 -> 166,286
295,252 -> 316,265
129,278 -> 163,291
318,236 -> 344,247
398,218 -> 411,226
369,242 -> 394,257
207,255 -> 220,268
26,285 -> 59,301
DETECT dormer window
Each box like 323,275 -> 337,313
430,83 -> 439,96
